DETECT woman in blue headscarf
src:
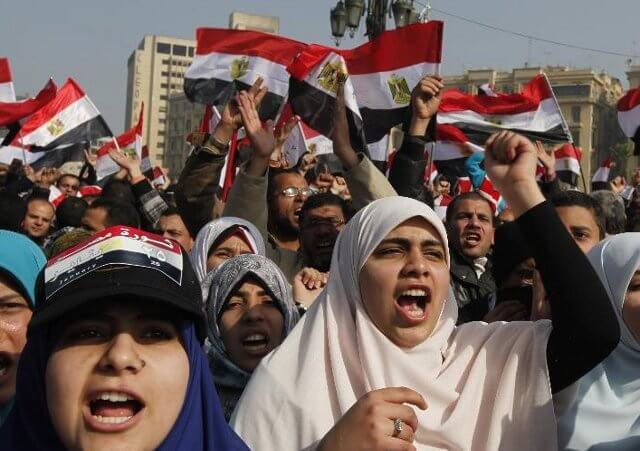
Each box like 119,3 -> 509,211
0,226 -> 249,450
0,230 -> 46,425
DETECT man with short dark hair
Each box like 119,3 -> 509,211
81,198 -> 140,233
157,206 -> 194,252
21,197 -> 55,245
55,197 -> 88,229
56,174 -> 80,198
445,191 -> 496,323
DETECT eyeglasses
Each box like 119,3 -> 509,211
302,217 -> 345,229
279,186 -> 318,198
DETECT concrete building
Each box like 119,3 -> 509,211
444,66 -> 625,185
164,92 -> 205,179
229,11 -> 279,34
125,35 -> 196,167
627,65 -> 640,88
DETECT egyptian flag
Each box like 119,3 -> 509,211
617,88 -> 640,155
95,104 -> 143,180
151,167 -> 166,188
424,124 -> 484,179
277,104 -> 333,167
10,78 -> 110,153
340,21 -> 443,151
438,74 -> 570,146
0,58 -> 15,102
192,105 -> 235,192
287,48 -> 367,154
555,143 -> 582,186
0,79 -> 57,128
184,28 -> 306,121
591,156 -> 612,191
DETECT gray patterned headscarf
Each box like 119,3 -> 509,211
202,254 -> 300,392
189,217 -> 266,298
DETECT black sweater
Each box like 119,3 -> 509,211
517,201 -> 620,393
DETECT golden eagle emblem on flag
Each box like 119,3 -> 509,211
230,56 -> 249,80
317,61 -> 348,95
47,118 -> 65,137
486,116 -> 503,127
387,74 -> 411,105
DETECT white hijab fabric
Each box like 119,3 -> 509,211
231,196 -> 555,451
189,217 -> 266,294
555,234 -> 640,450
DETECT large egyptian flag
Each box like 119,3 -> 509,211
0,58 -> 15,102
10,78 -> 111,152
424,124 -> 484,178
184,28 -> 307,120
438,74 -> 571,146
617,88 -> 640,155
95,104 -> 144,180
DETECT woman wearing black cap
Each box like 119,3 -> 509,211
0,226 -> 249,451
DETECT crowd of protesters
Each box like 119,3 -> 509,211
0,73 -> 639,451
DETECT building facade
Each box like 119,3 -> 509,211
125,35 -> 196,167
628,65 -> 640,88
229,11 -> 279,33
164,92 -> 205,179
444,66 -> 625,185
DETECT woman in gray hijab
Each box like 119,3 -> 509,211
189,217 -> 266,297
202,254 -> 300,420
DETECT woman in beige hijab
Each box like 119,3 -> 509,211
231,132 -> 619,450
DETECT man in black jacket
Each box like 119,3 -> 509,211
445,192 -> 496,324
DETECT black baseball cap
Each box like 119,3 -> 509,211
30,226 -> 206,342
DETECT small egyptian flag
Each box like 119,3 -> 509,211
95,103 -> 143,180
554,143 -> 582,187
591,156 -> 613,191
0,58 -> 16,102
617,88 -> 640,155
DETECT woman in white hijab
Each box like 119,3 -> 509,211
230,132 -> 619,450
555,233 -> 640,450
189,217 -> 266,294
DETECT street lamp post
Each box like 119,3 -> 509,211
330,0 -> 424,45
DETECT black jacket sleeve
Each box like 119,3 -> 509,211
516,201 -> 620,393
388,135 -> 427,199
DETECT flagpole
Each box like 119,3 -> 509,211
543,73 -> 588,190
18,131 -> 27,165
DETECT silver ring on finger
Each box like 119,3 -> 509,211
392,418 -> 403,437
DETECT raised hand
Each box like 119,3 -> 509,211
409,75 -> 443,137
275,115 -> 300,150
292,267 -> 328,308
221,77 -> 267,130
331,79 -> 359,169
83,147 -> 98,168
534,140 -> 556,181
318,387 -> 427,451
484,131 -> 544,217
108,149 -> 144,183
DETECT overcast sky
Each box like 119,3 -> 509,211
3,0 -> 638,133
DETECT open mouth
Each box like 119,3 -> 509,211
315,238 -> 334,251
241,333 -> 271,354
88,392 -> 144,426
293,208 -> 302,219
0,353 -> 11,379
462,231 -> 481,246
395,288 -> 430,323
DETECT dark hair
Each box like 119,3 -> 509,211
267,168 -> 303,203
550,190 -> 606,239
57,173 -> 80,185
0,191 -> 26,232
160,205 -> 180,218
299,193 -> 350,226
87,198 -> 140,228
102,179 -> 135,205
445,192 -> 495,225
56,197 -> 88,229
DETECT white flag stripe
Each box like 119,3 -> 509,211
556,156 -> 581,175
425,141 -> 483,161
0,146 -> 42,165
19,95 -> 100,147
366,134 -> 391,162
592,166 -> 610,184
617,103 -> 640,137
186,52 -> 290,98
437,98 -> 564,132
351,62 -> 439,110
0,81 -> 15,103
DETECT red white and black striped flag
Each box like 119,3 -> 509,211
554,143 -> 582,187
277,104 -> 333,167
10,78 -> 111,151
617,88 -> 640,155
437,74 -> 571,146
591,156 -> 612,190
184,28 -> 306,121
0,78 -> 57,128
95,104 -> 144,180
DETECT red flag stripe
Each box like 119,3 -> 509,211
617,88 -> 640,112
0,79 -> 56,127
97,103 -> 143,157
0,58 -> 11,83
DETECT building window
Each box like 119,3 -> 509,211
161,83 -> 168,89
188,47 -> 195,57
157,42 -> 171,54
185,119 -> 191,131
158,131 -> 166,136
173,45 -> 187,56
161,71 -> 169,76
159,118 -> 166,124
552,85 -> 591,98
571,106 -> 581,123
162,59 -> 170,65
157,142 -> 164,148
160,95 -> 168,100
159,106 -> 167,113
570,128 -> 581,147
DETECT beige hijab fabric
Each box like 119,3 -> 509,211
231,196 -> 555,451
